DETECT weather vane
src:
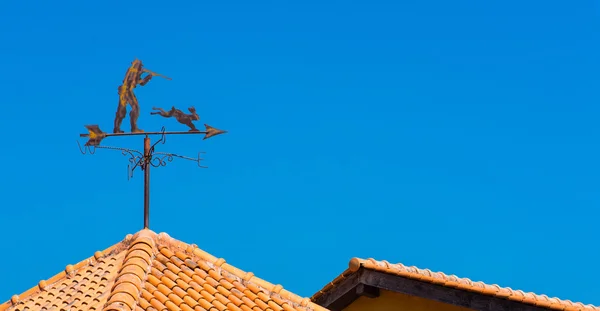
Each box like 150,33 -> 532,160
77,58 -> 227,229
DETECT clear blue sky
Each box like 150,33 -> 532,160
1,0 -> 599,307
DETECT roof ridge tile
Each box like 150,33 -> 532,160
102,229 -> 157,311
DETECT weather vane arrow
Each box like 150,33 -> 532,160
77,58 -> 227,230
80,123 -> 227,146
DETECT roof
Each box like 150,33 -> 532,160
311,257 -> 599,311
1,229 -> 327,311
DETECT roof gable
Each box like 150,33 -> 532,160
2,230 -> 327,311
311,258 -> 599,311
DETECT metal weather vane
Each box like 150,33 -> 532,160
77,59 -> 227,229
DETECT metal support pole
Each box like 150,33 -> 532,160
143,136 -> 150,229
78,124 -> 226,231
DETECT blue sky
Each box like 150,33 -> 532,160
1,0 -> 599,307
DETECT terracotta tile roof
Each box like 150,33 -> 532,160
1,229 -> 328,311
312,257 -> 599,311
0,244 -> 128,311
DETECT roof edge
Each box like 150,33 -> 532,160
311,257 -> 599,311
310,258 -> 360,303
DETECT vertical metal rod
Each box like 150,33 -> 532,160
143,136 -> 150,229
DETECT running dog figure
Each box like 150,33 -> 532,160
150,106 -> 200,131
113,59 -> 171,133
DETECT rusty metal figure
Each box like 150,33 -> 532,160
113,59 -> 172,134
79,60 -> 227,230
150,106 -> 200,132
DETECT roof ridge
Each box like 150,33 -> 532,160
313,257 -> 600,311
102,229 -> 157,311
0,236 -> 131,311
153,231 -> 329,311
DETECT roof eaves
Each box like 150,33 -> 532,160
311,257 -> 600,311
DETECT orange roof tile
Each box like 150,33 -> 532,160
312,257 -> 599,311
1,229 -> 328,311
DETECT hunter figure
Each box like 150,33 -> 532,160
113,59 -> 171,133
